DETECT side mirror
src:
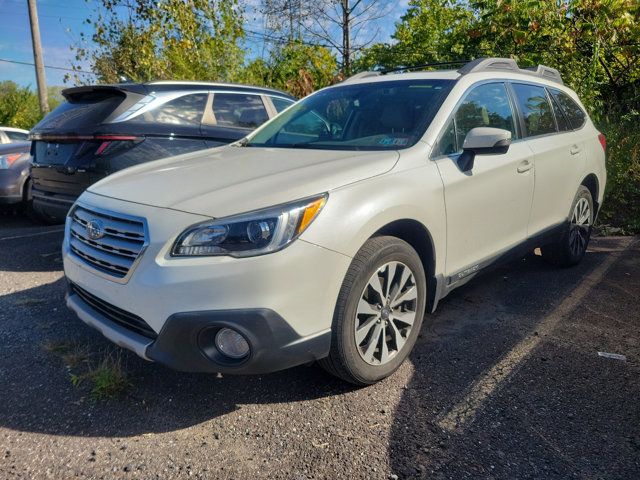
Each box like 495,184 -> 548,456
458,127 -> 512,172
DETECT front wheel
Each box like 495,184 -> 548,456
319,236 -> 427,385
541,185 -> 594,267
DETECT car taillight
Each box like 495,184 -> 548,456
0,153 -> 23,169
598,133 -> 606,152
93,136 -> 140,156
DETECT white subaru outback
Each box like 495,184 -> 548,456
63,58 -> 606,385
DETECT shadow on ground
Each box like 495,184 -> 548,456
388,237 -> 640,479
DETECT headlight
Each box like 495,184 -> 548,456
172,194 -> 327,257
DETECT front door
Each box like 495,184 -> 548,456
432,82 -> 535,280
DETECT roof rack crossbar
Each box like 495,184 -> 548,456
458,57 -> 564,84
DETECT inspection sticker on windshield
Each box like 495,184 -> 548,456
379,137 -> 409,146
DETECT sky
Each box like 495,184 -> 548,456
0,0 -> 409,89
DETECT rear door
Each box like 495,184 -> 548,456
433,82 -> 535,278
511,83 -> 586,235
201,92 -> 270,147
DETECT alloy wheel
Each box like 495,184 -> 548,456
569,197 -> 591,257
354,261 -> 418,365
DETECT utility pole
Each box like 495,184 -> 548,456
27,0 -> 49,115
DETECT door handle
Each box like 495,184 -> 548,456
517,159 -> 533,173
570,144 -> 581,155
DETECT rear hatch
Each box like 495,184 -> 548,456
30,85 -> 147,199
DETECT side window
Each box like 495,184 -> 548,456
271,97 -> 295,113
548,92 -> 570,132
512,83 -> 556,137
5,131 -> 29,141
212,93 -> 269,129
128,93 -> 207,126
434,82 -> 516,156
549,89 -> 586,130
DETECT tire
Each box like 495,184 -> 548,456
541,185 -> 594,267
319,236 -> 427,385
21,178 -> 36,220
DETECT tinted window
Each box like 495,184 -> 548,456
549,93 -> 570,132
213,94 -> 269,129
247,80 -> 454,151
512,83 -> 556,137
550,89 -> 586,129
435,82 -> 516,156
4,131 -> 29,141
128,93 -> 207,126
271,97 -> 295,113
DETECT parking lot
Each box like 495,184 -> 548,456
0,212 -> 638,479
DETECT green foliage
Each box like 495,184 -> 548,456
355,0 -> 473,71
0,81 -> 61,129
74,0 -> 246,84
242,41 -> 339,97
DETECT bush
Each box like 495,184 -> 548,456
599,118 -> 640,233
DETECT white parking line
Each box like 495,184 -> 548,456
437,238 -> 636,433
0,228 -> 64,241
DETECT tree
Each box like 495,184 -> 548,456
354,0 -> 473,71
304,0 -> 392,75
242,41 -> 338,96
0,81 -> 61,129
71,0 -> 246,84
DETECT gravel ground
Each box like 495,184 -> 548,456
0,212 -> 638,479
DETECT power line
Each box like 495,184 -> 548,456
0,57 -> 94,75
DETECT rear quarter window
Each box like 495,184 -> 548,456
212,93 -> 269,129
549,89 -> 587,129
126,93 -> 207,126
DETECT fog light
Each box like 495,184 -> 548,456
214,328 -> 250,359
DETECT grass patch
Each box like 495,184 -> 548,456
71,351 -> 132,401
44,339 -> 132,400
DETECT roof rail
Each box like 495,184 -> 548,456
458,57 -> 563,84
381,60 -> 470,74
342,71 -> 381,83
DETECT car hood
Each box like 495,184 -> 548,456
88,145 -> 399,218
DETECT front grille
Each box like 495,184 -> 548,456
70,283 -> 157,339
68,205 -> 147,280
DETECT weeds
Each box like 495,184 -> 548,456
43,340 -> 132,400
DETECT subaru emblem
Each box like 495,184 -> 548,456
86,219 -> 105,240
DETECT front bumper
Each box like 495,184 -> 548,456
66,286 -> 331,374
63,192 -> 351,374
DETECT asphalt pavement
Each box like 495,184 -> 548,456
0,212 -> 638,479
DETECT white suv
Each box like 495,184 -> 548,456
63,58 -> 606,385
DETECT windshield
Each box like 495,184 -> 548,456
245,79 -> 454,150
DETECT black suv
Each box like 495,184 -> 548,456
30,81 -> 295,222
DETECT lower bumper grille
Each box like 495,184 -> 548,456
70,283 -> 157,339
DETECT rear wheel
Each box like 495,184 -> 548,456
541,185 -> 594,267
319,236 -> 427,385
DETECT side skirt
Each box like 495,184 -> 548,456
431,222 -> 568,311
